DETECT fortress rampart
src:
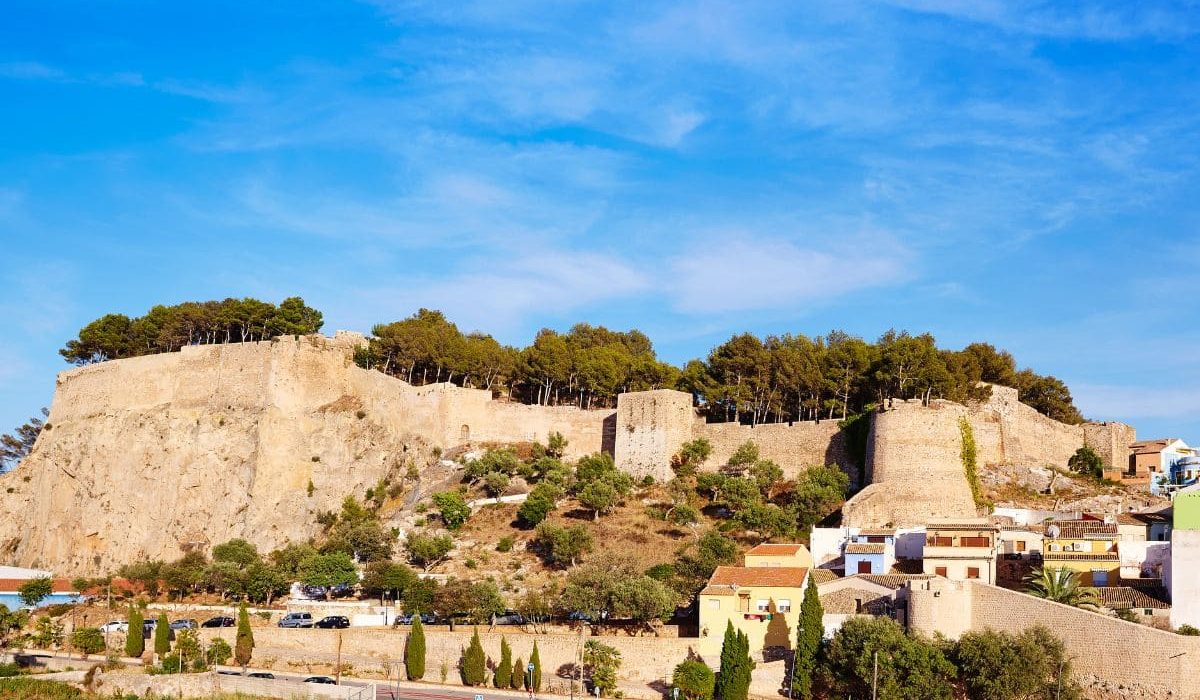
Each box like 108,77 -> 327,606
0,334 -> 1137,572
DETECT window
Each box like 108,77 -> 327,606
961,536 -> 992,547
935,567 -> 947,577
777,599 -> 791,613
738,596 -> 749,612
708,599 -> 721,610
1145,609 -> 1153,616
967,567 -> 980,579
867,535 -> 885,544
930,536 -> 953,547
1091,570 -> 1109,587
1015,540 -> 1026,552
857,560 -> 872,574
756,599 -> 770,612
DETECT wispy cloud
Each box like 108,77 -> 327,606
0,61 -> 66,81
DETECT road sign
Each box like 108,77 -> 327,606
475,694 -> 483,700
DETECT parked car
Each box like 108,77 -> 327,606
98,621 -> 127,634
169,619 -> 198,630
395,612 -> 437,626
278,612 -> 315,628
248,672 -> 275,680
201,616 -> 236,628
304,676 -> 337,684
493,610 -> 525,625
314,616 -> 350,629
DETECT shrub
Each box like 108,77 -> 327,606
461,628 -> 487,686
1179,624 -> 1200,636
71,627 -> 106,655
432,491 -> 471,530
673,658 -> 715,700
405,614 -> 426,680
496,537 -> 514,553
517,484 -> 559,526
206,638 -> 232,666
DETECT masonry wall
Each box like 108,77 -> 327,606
200,627 -> 699,696
614,390 -> 696,481
910,580 -> 1200,699
695,420 -> 847,480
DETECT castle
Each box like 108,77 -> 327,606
0,333 -> 1133,574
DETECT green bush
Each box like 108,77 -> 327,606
672,658 -> 715,700
71,627 -> 106,655
496,536 -> 514,553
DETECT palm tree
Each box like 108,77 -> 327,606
1024,567 -> 1100,609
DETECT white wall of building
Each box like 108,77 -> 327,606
1170,530 -> 1200,630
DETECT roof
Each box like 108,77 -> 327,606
745,543 -> 808,557
809,569 -> 839,584
857,528 -> 896,536
846,543 -> 887,555
0,578 -> 76,594
1091,586 -> 1170,610
0,566 -> 52,579
858,574 -> 935,589
926,519 -> 998,531
1049,520 -> 1119,539
1116,511 -> 1170,526
706,566 -> 809,589
1130,438 -> 1182,455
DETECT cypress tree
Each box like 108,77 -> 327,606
234,602 -> 254,669
792,576 -> 824,700
530,640 -> 542,690
511,656 -> 524,690
406,614 -> 426,681
727,630 -> 754,700
494,637 -> 512,688
125,605 -> 144,659
714,621 -> 736,700
462,627 -> 487,686
153,612 -> 171,656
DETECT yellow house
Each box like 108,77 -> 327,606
1043,519 -> 1120,586
698,565 -> 809,657
922,519 -> 999,584
742,542 -> 813,569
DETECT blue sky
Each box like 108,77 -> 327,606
1,1 -> 1199,441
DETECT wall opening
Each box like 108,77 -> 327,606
460,424 -> 470,442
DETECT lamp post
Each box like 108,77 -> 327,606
528,661 -> 535,700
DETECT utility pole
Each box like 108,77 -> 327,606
871,651 -> 878,700
336,631 -> 344,686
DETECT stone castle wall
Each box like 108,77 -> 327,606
695,420 -> 847,480
909,580 -> 1200,699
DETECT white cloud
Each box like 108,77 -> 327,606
878,0 -> 1199,41
668,233 -> 911,314
0,61 -> 66,81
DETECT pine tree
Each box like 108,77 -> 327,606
406,614 -> 426,681
125,605 -> 144,659
530,640 -> 542,690
714,621 -> 736,700
495,637 -> 512,688
154,612 -> 171,656
234,602 -> 254,669
511,656 -> 524,690
462,628 -> 487,686
792,576 -> 824,700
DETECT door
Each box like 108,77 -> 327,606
857,560 -> 872,574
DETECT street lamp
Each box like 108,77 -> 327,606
528,661 -> 536,700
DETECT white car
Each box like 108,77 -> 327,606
99,621 -> 128,633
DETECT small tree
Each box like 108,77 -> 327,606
792,576 -> 824,700
673,658 -> 715,700
583,639 -> 621,697
234,602 -> 254,670
154,612 -> 171,656
484,472 -> 510,499
535,522 -> 594,568
494,636 -> 512,688
299,552 -> 359,599
432,491 -> 471,530
17,577 -> 53,609
206,637 -> 232,666
405,613 -> 426,680
578,480 -> 618,520
530,640 -> 542,690
518,484 -> 559,526
406,532 -> 454,571
511,656 -> 524,690
71,627 -> 106,655
1068,445 -> 1104,480
125,605 -> 145,658
461,628 -> 487,686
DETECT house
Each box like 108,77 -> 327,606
1091,585 -> 1171,622
698,543 -> 811,657
815,573 -> 934,638
843,528 -> 896,575
1043,519 -> 1120,586
922,519 -> 999,584
0,566 -> 79,610
1170,483 -> 1200,630
1129,438 -> 1197,493
743,543 -> 813,569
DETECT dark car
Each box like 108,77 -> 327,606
304,676 -> 337,684
395,612 -> 437,626
493,610 -> 525,625
314,615 -> 350,629
201,616 -> 236,628
248,672 -> 275,679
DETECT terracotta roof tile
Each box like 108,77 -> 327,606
858,574 -> 935,589
1050,520 -> 1119,539
707,566 -> 809,588
746,543 -> 807,556
858,528 -> 896,536
819,589 -> 893,615
1092,586 -> 1170,610
809,569 -> 839,584
0,578 -> 76,594
846,543 -> 886,554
